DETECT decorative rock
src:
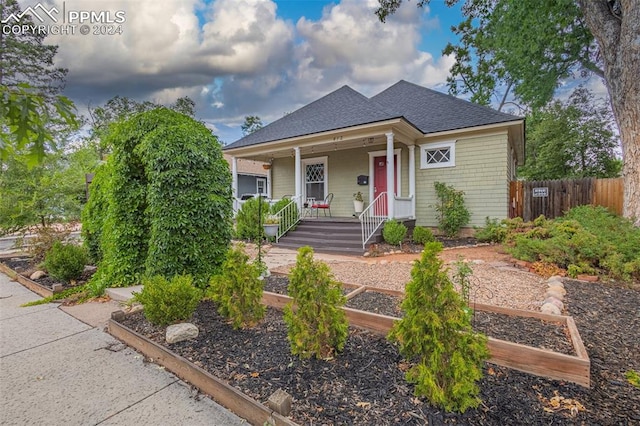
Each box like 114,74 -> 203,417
545,290 -> 564,301
548,275 -> 564,282
268,389 -> 292,416
363,252 -> 370,257
547,285 -> 566,296
472,259 -> 485,264
541,303 -> 561,315
379,260 -> 388,265
166,323 -> 199,344
30,270 -> 47,280
83,265 -> 97,273
547,279 -> 564,289
544,297 -> 564,311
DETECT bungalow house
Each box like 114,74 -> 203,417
224,80 -> 524,252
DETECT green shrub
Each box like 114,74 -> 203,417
44,242 -> 88,283
474,217 -> 508,243
235,197 -> 270,241
134,274 -> 201,326
208,245 -> 265,329
507,206 -> 640,282
284,247 -> 348,359
24,225 -> 72,262
388,242 -> 489,413
383,220 -> 407,246
433,182 -> 470,237
412,226 -> 435,245
270,198 -> 299,233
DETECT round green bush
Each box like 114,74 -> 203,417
412,226 -> 435,245
44,241 -> 88,283
383,220 -> 407,246
135,275 -> 201,326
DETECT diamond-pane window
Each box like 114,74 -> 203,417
306,164 -> 324,183
420,141 -> 456,169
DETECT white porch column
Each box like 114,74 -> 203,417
385,132 -> 395,219
408,145 -> 416,219
267,167 -> 272,198
294,147 -> 302,210
231,156 -> 238,198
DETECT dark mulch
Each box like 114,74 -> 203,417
1,256 -> 94,290
264,275 -> 354,296
119,278 -> 640,425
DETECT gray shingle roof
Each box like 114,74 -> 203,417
225,80 -> 521,150
370,80 -> 521,134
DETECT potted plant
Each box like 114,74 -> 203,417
263,214 -> 280,237
353,191 -> 364,214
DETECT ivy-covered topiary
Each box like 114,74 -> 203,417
134,274 -> 201,326
81,162 -> 111,264
208,244 -> 265,329
388,242 -> 489,413
44,241 -> 88,283
86,108 -> 232,289
137,115 -> 232,288
383,220 -> 407,246
284,246 -> 348,359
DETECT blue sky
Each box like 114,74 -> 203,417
36,0 -> 467,143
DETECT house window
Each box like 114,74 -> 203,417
256,178 -> 266,195
303,157 -> 328,201
420,141 -> 456,169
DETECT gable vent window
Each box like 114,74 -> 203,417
420,141 -> 456,169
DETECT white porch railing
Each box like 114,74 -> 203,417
359,192 -> 387,249
273,195 -> 301,243
394,195 -> 414,219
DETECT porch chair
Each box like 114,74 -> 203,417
312,193 -> 333,217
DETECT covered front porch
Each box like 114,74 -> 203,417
228,124 -> 420,248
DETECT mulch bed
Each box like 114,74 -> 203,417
268,276 -> 575,356
118,278 -> 640,424
370,237 -> 478,255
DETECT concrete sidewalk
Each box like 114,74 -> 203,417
0,272 -> 246,426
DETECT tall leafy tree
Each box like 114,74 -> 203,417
241,115 -> 263,136
376,0 -> 640,224
519,88 -> 622,180
0,0 -> 77,164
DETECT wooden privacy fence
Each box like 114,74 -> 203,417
510,178 -> 623,221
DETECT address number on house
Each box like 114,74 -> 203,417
532,187 -> 549,197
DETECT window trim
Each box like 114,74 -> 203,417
420,140 -> 456,169
302,156 -> 328,201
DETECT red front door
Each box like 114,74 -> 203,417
374,156 -> 397,215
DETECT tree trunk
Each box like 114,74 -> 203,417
579,0 -> 640,225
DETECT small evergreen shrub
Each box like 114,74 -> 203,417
284,246 -> 348,359
208,245 -> 265,329
474,217 -> 508,243
235,197 -> 270,241
135,275 -> 201,326
44,242 -> 88,283
383,220 -> 407,246
412,226 -> 435,245
433,182 -> 471,237
388,242 -> 489,413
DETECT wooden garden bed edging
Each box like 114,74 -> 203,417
108,314 -> 298,426
262,291 -> 590,387
0,262 -> 60,298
